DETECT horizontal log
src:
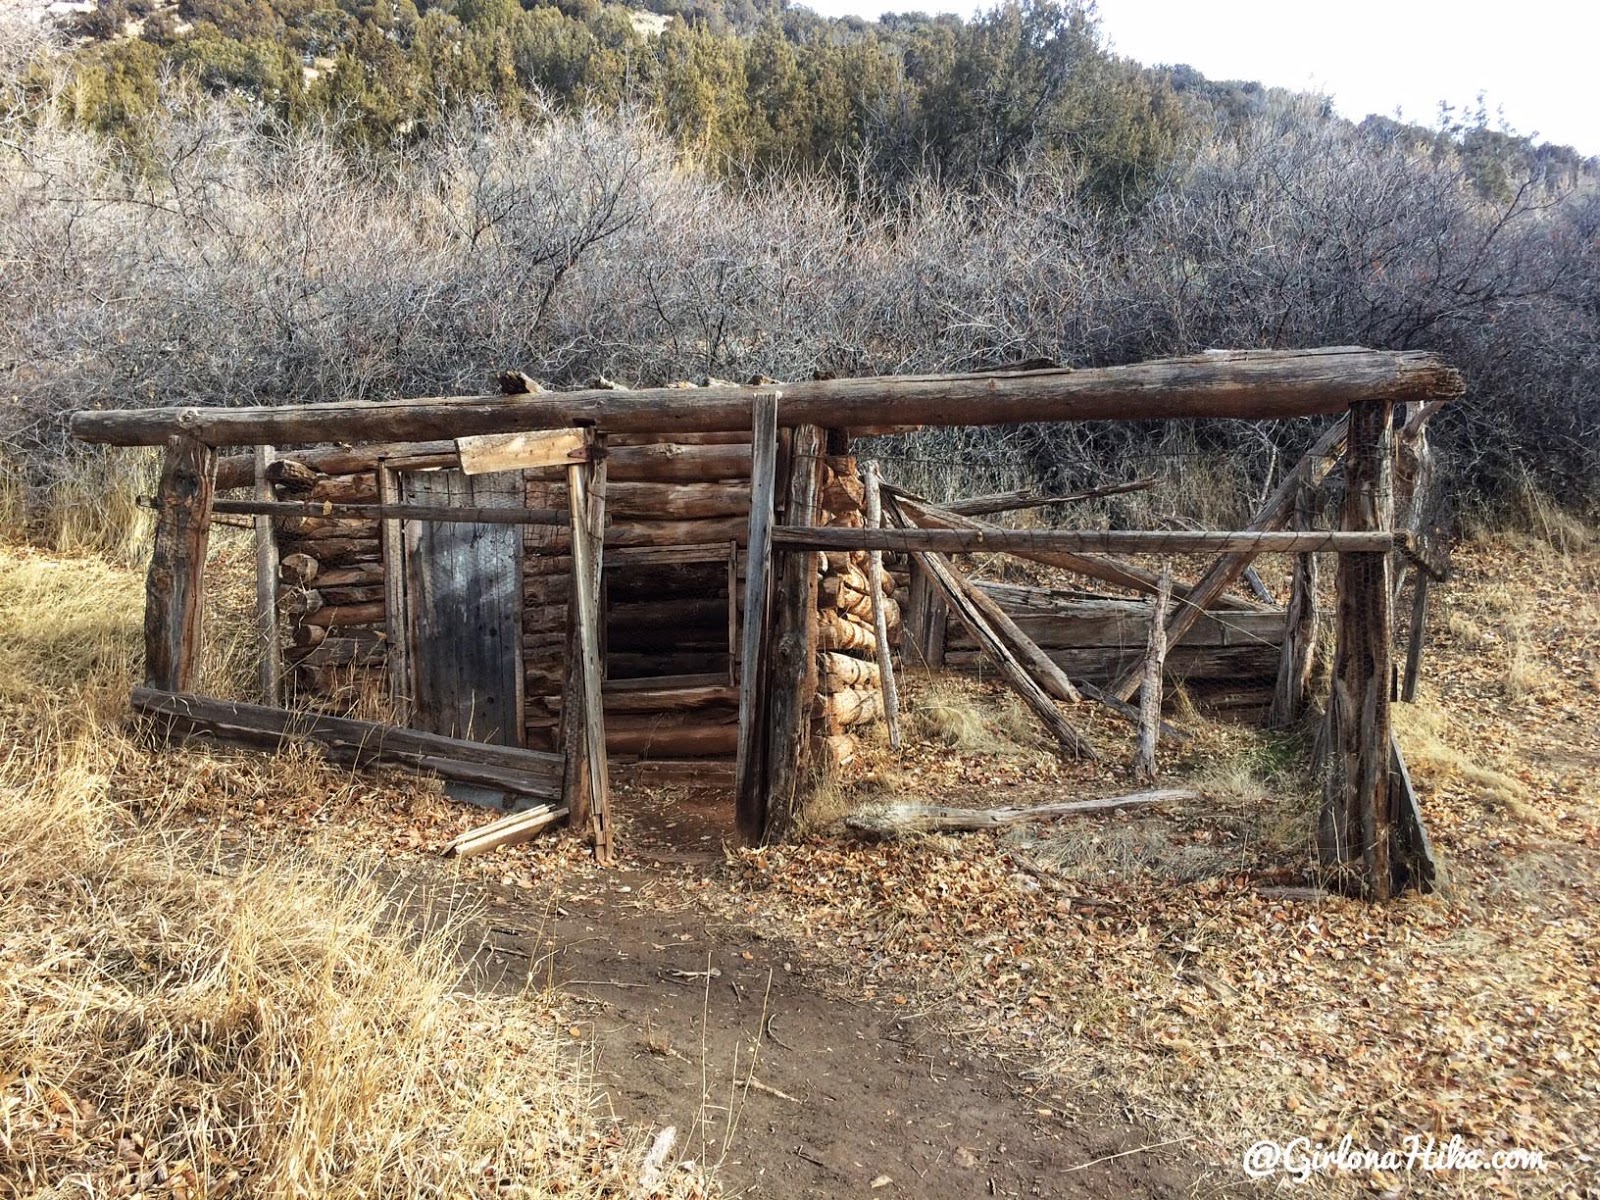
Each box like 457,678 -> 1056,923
946,479 -> 1155,516
132,687 -> 562,797
604,672 -> 730,693
815,687 -> 883,728
611,759 -> 736,789
843,789 -> 1198,839
279,552 -> 319,585
604,481 -> 751,520
301,600 -> 386,628
312,563 -> 385,588
945,598 -> 1284,651
605,723 -> 739,758
276,537 -> 378,566
74,348 -> 1465,446
818,651 -> 881,692
218,498 -> 566,527
285,636 -> 387,668
818,610 -> 877,653
601,684 -> 739,713
608,652 -> 730,678
457,428 -> 591,474
811,733 -> 857,771
775,527 -> 1395,556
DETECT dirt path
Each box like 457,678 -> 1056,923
399,791 -> 1221,1199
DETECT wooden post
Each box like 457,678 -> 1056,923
861,461 -> 902,749
377,463 -> 411,722
762,425 -> 825,841
145,435 -> 216,691
253,445 -> 281,704
1318,400 -> 1395,898
1269,484 -> 1321,729
1132,566 -> 1172,782
566,441 -> 613,862
1401,574 -> 1430,703
735,394 -> 780,842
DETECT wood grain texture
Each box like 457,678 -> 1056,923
144,436 -> 216,691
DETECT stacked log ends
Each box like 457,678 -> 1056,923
272,468 -> 389,703
810,455 -> 896,767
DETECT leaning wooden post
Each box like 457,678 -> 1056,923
1318,400 -> 1395,898
861,461 -> 902,749
1401,574 -> 1431,703
145,435 -> 217,691
1132,565 -> 1172,782
252,444 -> 281,704
734,393 -> 780,843
566,437 -> 613,862
762,425 -> 825,842
1269,483 -> 1321,729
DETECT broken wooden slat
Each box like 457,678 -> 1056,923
735,393 -> 780,842
145,435 -> 217,692
1132,566 -> 1173,782
457,428 -> 592,474
844,788 -> 1198,839
446,803 -> 568,858
1401,574 -> 1431,703
861,461 -> 902,749
132,687 -> 563,798
1389,733 -> 1436,893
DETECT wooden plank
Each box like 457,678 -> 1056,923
762,425 -> 826,841
131,687 -> 563,796
771,526 -> 1392,555
603,685 -> 738,713
1317,400 -> 1395,899
144,435 -> 216,691
567,447 -> 614,862
1107,417 -> 1351,701
376,465 -> 410,722
398,469 -> 525,746
604,481 -> 750,520
446,804 -> 568,858
1401,574 -> 1431,703
74,348 -> 1465,446
458,428 -> 591,474
253,445 -> 281,703
1389,734 -> 1436,893
735,393 -> 780,843
1132,567 -> 1173,782
861,461 -> 903,749
946,479 -> 1155,516
942,599 -> 1284,652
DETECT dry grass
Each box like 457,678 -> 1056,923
0,542 -> 710,1199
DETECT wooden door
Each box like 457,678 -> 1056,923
399,469 -> 524,746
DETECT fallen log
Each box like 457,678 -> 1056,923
843,788 -> 1199,839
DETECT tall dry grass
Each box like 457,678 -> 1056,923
0,543 -> 708,1198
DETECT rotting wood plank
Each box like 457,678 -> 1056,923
145,435 -> 216,692
1270,483 -> 1321,729
1389,733 -> 1436,893
457,428 -> 592,474
132,687 -> 562,798
74,348 -> 1465,446
735,392 -> 780,843
253,445 -> 281,703
771,526 -> 1392,555
1317,400 -> 1395,899
446,804 -> 569,858
861,460 -> 903,749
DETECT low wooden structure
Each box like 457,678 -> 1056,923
73,347 -> 1463,896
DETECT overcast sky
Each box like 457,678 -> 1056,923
798,0 -> 1600,156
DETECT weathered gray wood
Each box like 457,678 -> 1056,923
1270,484 -> 1322,729
947,595 -> 1284,652
376,465 -> 410,722
215,498 -> 567,526
446,804 -> 569,858
735,393 -> 780,842
567,450 -> 613,861
861,461 -> 903,749
961,581 -> 1082,705
771,525 -> 1391,555
762,425 -> 826,841
1108,417 -> 1352,702
132,687 -> 563,798
844,788 -> 1198,839
74,348 -> 1464,446
400,469 -> 525,746
1401,574 -> 1431,704
253,445 -> 281,703
1318,400 -> 1395,899
145,436 -> 216,691
1132,566 -> 1172,782
1389,733 -> 1436,893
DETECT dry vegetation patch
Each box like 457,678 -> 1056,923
0,544 -> 710,1199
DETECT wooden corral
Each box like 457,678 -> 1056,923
73,347 -> 1463,896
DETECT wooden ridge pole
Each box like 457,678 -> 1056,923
861,461 -> 903,749
1317,400 -> 1395,898
145,435 -> 216,691
72,349 -> 1464,447
735,393 -> 780,842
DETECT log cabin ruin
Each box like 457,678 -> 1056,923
71,346 -> 1464,898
